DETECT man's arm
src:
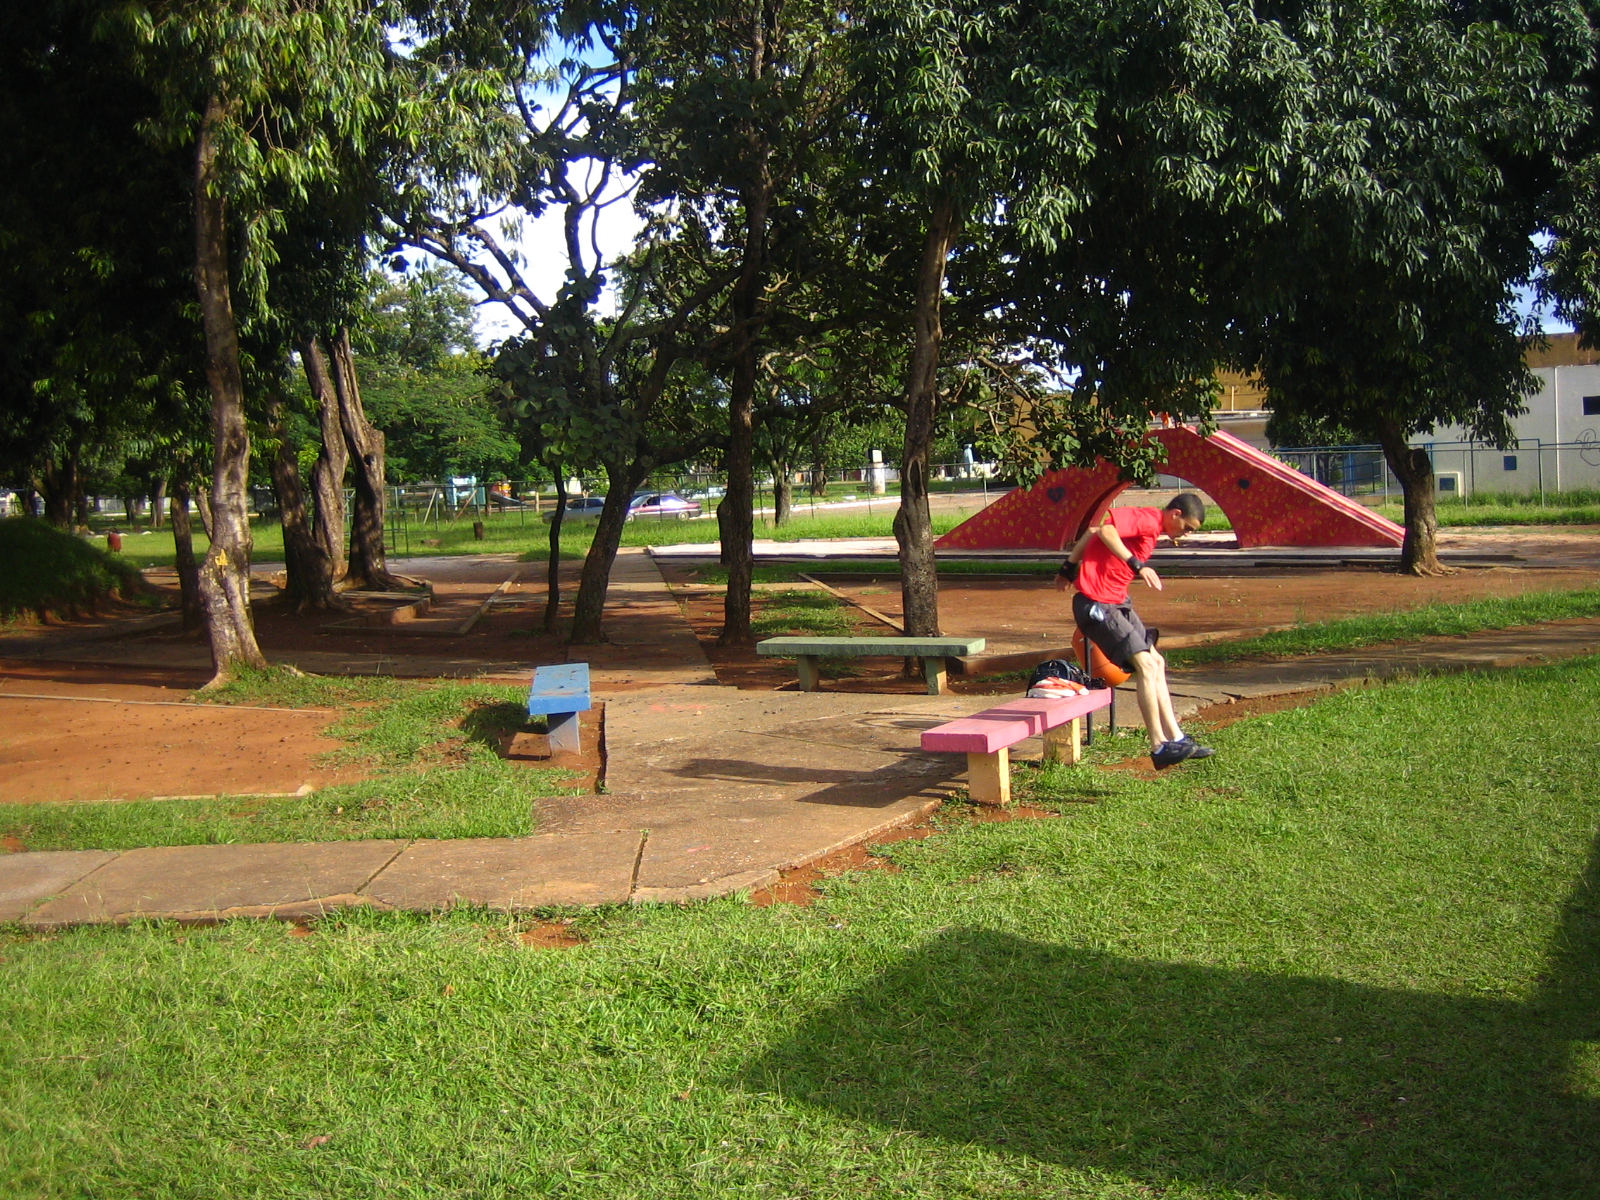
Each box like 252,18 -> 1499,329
1093,521 -> 1162,592
1053,528 -> 1099,591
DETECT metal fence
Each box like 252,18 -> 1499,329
366,462 -> 1009,554
1274,439 -> 1600,502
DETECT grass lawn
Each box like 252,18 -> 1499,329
4,657 -> 1598,1196
0,670 -> 580,852
1373,489 -> 1600,527
92,507 -> 973,570
1163,586 -> 1600,668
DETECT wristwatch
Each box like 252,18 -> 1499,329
1125,555 -> 1146,574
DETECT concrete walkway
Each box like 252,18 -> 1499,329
0,687 -> 998,925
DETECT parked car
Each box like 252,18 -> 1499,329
541,496 -> 607,523
627,492 -> 703,520
541,492 -> 704,523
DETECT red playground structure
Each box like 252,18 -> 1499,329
936,425 -> 1404,551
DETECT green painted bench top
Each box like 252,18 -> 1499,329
756,636 -> 985,658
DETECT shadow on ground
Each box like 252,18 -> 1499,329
747,837 -> 1600,1198
458,700 -> 544,751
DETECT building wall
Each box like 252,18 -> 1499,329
1419,362 -> 1600,493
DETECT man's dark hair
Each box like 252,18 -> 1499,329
1167,492 -> 1206,525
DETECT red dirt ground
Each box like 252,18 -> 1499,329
0,659 -> 366,803
0,657 -> 599,805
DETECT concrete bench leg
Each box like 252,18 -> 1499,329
922,656 -> 949,696
796,655 -> 821,692
547,710 -> 582,754
1043,718 -> 1082,765
966,747 -> 1010,805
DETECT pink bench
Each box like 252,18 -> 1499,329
921,691 -> 1113,805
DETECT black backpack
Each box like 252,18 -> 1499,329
1027,658 -> 1091,689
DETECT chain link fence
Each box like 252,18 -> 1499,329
1274,438 -> 1600,502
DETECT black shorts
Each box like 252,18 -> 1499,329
1073,592 -> 1153,673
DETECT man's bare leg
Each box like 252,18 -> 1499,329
1132,649 -> 1184,748
1148,650 -> 1185,743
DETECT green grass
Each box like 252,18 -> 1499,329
1363,489 -> 1600,527
0,518 -> 149,621
1164,585 -> 1600,668
0,669 -> 580,851
95,507 -> 972,570
686,560 -> 1069,585
3,657 -> 1598,1196
749,590 -> 854,638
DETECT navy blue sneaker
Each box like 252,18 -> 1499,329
1151,741 -> 1196,770
1176,736 -> 1215,760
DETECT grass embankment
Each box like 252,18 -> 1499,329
1164,586 -> 1600,668
0,670 -> 580,852
0,518 -> 147,622
3,658 -> 1598,1196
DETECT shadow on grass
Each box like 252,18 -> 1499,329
459,700 -> 544,753
749,838 -> 1600,1198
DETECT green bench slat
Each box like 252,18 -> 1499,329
756,636 -> 985,657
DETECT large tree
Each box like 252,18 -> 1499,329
1254,0 -> 1591,574
627,0 -> 857,641
395,8 -> 742,644
0,0 -> 201,535
851,0 -> 1322,629
109,0 -> 423,681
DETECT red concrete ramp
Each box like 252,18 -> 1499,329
936,425 -> 1404,551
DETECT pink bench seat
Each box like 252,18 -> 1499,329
922,690 -> 1113,805
921,692 -> 1112,754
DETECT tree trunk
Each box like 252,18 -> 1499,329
195,485 -> 214,541
809,460 -> 828,497
722,353 -> 757,643
267,392 -> 338,610
545,468 -> 567,633
329,328 -> 403,591
151,477 -> 167,529
36,450 -> 78,528
72,478 -> 91,532
570,463 -> 650,645
170,476 -> 203,632
719,170 -> 773,644
1378,424 -> 1451,576
301,338 -> 348,579
895,197 -> 960,637
193,94 -> 268,685
772,460 -> 793,527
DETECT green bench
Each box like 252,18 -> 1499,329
756,636 -> 986,696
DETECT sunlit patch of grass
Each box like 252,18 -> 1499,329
1164,586 -> 1600,668
750,590 -> 853,638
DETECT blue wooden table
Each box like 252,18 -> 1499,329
527,663 -> 592,753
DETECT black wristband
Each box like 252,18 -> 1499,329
1125,556 -> 1146,574
1058,561 -> 1080,583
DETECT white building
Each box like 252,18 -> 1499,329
1420,333 -> 1600,495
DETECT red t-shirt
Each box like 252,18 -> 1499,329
1076,507 -> 1163,603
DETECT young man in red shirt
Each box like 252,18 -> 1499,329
1055,493 -> 1212,769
